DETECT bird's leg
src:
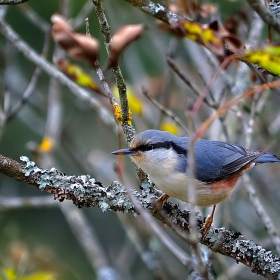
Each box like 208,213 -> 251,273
201,204 -> 216,240
153,193 -> 170,213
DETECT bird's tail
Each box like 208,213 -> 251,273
253,152 -> 280,164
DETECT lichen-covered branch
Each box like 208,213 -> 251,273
124,0 -> 181,24
124,0 -> 280,39
20,155 -> 138,214
0,154 -> 280,278
0,0 -> 28,4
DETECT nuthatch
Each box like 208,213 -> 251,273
112,130 -> 280,237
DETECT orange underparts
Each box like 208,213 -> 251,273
209,173 -> 240,191
209,163 -> 254,191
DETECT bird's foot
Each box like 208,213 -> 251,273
200,215 -> 213,241
200,205 -> 216,241
152,193 -> 170,213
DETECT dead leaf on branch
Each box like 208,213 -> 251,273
158,15 -> 243,56
170,19 -> 243,56
55,59 -> 106,96
51,14 -> 99,67
107,24 -> 145,68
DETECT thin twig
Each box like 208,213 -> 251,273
0,17 -> 116,130
60,202 -> 119,280
246,0 -> 280,34
6,67 -> 41,121
5,29 -> 51,129
243,174 -> 280,255
156,208 -> 211,278
72,0 -> 95,29
185,111 -> 210,279
142,87 -> 188,134
19,3 -> 50,33
157,38 -> 178,127
124,184 -> 198,272
92,0 -> 134,141
232,13 -> 264,96
0,196 -> 55,210
123,0 -> 181,23
94,60 -> 117,106
0,0 -> 28,4
84,17 -> 117,106
195,79 -> 280,140
242,77 -> 280,255
166,57 -> 213,108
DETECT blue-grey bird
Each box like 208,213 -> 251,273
112,130 -> 280,237
112,130 -> 280,206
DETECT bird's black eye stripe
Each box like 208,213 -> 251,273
136,141 -> 186,154
137,144 -> 154,152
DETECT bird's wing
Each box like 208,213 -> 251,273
194,140 -> 265,183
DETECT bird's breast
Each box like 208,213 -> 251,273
150,172 -> 239,206
133,153 -> 240,206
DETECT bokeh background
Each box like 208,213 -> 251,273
0,0 -> 280,279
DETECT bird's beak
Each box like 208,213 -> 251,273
111,148 -> 137,156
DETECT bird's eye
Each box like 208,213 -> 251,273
136,144 -> 153,152
145,144 -> 153,151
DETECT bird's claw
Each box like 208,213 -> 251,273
152,193 -> 170,214
200,205 -> 216,241
200,215 -> 213,241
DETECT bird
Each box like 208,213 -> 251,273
112,129 -> 280,238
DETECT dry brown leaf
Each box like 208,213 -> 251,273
108,24 -> 145,68
51,14 -> 99,67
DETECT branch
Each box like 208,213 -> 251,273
0,196 -> 55,210
124,0 -> 280,38
0,17 -> 116,131
60,202 -> 119,280
92,0 -> 135,143
246,0 -> 280,34
123,0 -> 181,23
0,0 -> 28,4
0,154 -> 280,278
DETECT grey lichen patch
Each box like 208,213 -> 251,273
20,156 -> 41,176
138,178 -> 159,209
122,124 -> 135,143
145,2 -> 179,22
148,3 -> 165,15
104,181 -> 137,215
241,239 -> 280,276
205,227 -> 280,278
20,156 -> 137,215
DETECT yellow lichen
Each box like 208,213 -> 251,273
113,104 -> 132,125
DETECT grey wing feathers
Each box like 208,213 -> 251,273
217,143 -> 265,175
194,140 -> 271,182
